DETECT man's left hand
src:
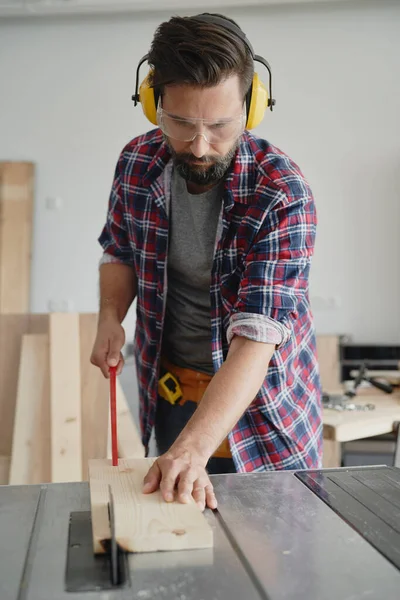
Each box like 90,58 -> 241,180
142,448 -> 217,512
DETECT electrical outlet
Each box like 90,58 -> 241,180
45,196 -> 63,210
48,299 -> 74,312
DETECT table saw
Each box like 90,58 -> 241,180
1,465 -> 400,600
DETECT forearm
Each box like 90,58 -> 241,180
172,336 -> 276,462
99,261 -> 137,323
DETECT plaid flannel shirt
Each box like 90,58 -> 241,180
99,128 -> 323,472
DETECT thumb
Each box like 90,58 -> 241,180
143,462 -> 161,494
107,339 -> 121,367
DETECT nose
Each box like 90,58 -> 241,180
190,133 -> 210,158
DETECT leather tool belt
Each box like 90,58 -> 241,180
158,356 -> 232,459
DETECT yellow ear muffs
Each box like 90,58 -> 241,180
246,72 -> 269,130
138,71 -> 158,126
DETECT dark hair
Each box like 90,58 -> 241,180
147,13 -> 254,100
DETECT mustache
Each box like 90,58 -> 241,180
173,153 -> 215,165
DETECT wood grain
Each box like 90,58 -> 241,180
9,334 -> 50,484
0,314 -> 49,457
50,313 -> 82,482
0,162 -> 34,313
89,458 -> 213,554
79,314 -> 109,480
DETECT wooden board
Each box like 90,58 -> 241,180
0,456 -> 10,485
0,314 -> 49,457
79,314 -> 109,480
316,335 -> 342,393
50,313 -> 82,482
9,334 -> 51,485
0,162 -> 34,313
89,458 -> 213,554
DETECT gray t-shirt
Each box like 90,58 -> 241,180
161,169 -> 222,375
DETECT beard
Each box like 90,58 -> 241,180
165,136 -> 240,186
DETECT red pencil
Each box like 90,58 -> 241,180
109,366 -> 118,466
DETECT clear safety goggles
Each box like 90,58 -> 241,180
157,106 -> 246,144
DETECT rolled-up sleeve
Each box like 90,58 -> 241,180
227,191 -> 317,347
98,153 -> 134,267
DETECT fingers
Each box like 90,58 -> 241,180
142,455 -> 217,512
177,471 -> 216,511
143,461 -> 161,494
192,484 -> 206,511
159,459 -> 183,503
205,482 -> 218,510
90,323 -> 125,378
177,468 -> 198,504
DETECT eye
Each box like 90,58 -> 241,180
210,122 -> 227,130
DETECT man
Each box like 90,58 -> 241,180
91,13 -> 323,512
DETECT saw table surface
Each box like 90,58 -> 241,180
1,466 -> 400,600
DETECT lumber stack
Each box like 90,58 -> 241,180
0,162 -> 34,314
0,313 -> 144,486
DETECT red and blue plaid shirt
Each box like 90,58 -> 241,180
99,128 -> 323,472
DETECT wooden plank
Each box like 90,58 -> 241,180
316,335 -> 342,393
116,379 -> 145,459
79,314 -> 109,480
50,313 -> 82,482
0,162 -> 34,313
0,314 -> 49,457
9,334 -> 51,485
0,456 -> 10,485
89,458 -> 213,554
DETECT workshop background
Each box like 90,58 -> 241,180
0,0 -> 399,466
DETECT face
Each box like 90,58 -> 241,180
160,75 -> 244,187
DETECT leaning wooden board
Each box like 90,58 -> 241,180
89,458 -> 213,554
9,334 -> 50,485
0,314 -> 49,458
50,313 -> 82,483
0,162 -> 34,314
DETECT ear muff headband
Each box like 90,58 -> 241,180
132,14 -> 276,130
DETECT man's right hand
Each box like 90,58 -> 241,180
90,316 -> 126,378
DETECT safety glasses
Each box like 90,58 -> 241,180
157,106 -> 246,144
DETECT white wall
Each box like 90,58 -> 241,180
0,0 -> 399,344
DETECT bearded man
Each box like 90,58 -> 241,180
91,13 -> 323,512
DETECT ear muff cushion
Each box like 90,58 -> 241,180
246,72 -> 269,130
139,72 -> 158,126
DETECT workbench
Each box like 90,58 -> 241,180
323,390 -> 400,467
1,465 -> 400,600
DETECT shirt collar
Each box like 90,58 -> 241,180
142,130 -> 257,208
142,136 -> 172,187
